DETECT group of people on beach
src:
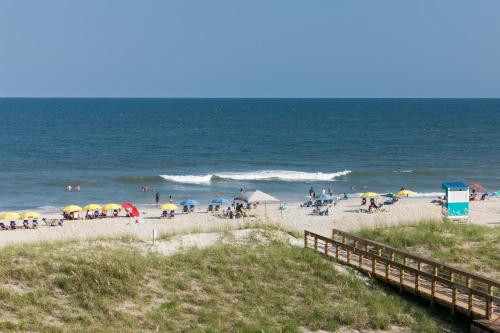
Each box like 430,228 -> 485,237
66,184 -> 81,191
0,218 -> 45,231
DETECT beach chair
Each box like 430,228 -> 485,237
10,221 -> 17,230
23,220 -> 30,229
169,211 -> 175,218
161,211 -> 168,219
0,222 -> 7,230
207,204 -> 214,212
189,205 -> 195,212
182,206 -> 188,213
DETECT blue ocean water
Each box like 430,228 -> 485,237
0,98 -> 499,211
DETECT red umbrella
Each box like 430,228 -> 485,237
121,202 -> 140,217
469,183 -> 485,192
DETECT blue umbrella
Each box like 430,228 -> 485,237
212,198 -> 231,205
180,199 -> 199,206
315,193 -> 333,201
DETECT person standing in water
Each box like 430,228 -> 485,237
155,192 -> 160,204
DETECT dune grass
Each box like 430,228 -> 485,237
0,235 -> 462,332
355,220 -> 500,280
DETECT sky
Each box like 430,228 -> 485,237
1,0 -> 499,98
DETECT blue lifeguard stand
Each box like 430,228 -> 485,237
441,182 -> 469,220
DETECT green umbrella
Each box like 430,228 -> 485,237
382,193 -> 399,199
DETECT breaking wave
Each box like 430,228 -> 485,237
160,170 -> 351,185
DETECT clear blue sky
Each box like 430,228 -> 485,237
1,0 -> 499,97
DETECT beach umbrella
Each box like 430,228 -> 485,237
211,198 -> 231,205
160,203 -> 177,211
381,193 -> 399,200
62,205 -> 82,213
121,202 -> 139,217
21,212 -> 40,219
0,212 -> 21,220
396,189 -> 416,196
103,203 -> 121,211
180,199 -> 199,206
361,192 -> 378,198
235,190 -> 280,204
82,204 -> 102,211
314,193 -> 333,201
469,183 -> 485,192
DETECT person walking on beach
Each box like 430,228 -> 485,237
66,184 -> 72,191
309,186 -> 314,197
155,192 -> 160,204
169,195 -> 173,203
76,184 -> 80,192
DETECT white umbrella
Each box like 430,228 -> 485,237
235,190 -> 280,216
237,190 -> 280,204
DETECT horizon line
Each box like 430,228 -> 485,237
1,96 -> 500,99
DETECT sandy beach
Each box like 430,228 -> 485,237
1,197 -> 499,249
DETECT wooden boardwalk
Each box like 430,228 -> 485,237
304,229 -> 500,332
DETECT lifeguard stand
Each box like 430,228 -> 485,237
441,182 -> 469,221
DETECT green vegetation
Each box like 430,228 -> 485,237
0,233 -> 460,332
356,219 -> 500,280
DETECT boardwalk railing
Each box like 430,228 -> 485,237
304,229 -> 500,323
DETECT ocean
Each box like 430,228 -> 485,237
0,98 -> 499,211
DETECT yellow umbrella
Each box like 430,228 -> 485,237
103,203 -> 121,211
21,212 -> 41,219
160,203 -> 177,211
62,205 -> 82,213
396,189 -> 416,196
0,212 -> 21,220
361,192 -> 378,198
82,204 -> 102,211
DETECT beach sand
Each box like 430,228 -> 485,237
0,197 -> 499,249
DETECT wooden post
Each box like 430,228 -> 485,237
486,285 -> 493,319
372,257 -> 376,274
415,273 -> 419,293
377,248 -> 382,257
314,237 -> 318,251
399,266 -> 404,293
451,287 -> 456,314
335,243 -> 339,260
354,240 -> 358,249
403,257 -> 408,266
342,235 -> 345,244
359,253 -> 363,269
466,277 -> 471,288
304,231 -> 308,248
385,263 -> 389,282
390,252 -> 395,261
347,249 -> 351,265
431,266 -> 437,306
364,243 -> 368,252
450,272 -> 454,283
468,292 -> 473,317
331,230 -> 336,240
324,240 -> 328,255
485,295 -> 491,320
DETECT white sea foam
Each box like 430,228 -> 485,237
37,206 -> 62,213
410,192 -> 444,197
160,170 -> 351,185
